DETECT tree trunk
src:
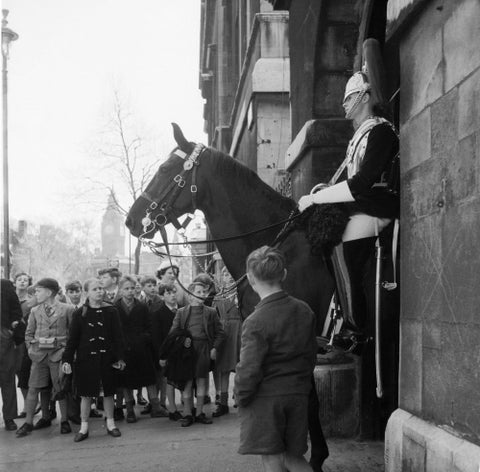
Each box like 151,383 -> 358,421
134,238 -> 142,274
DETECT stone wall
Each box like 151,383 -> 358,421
386,0 -> 480,468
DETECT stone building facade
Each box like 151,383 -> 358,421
199,0 -> 290,190
199,0 -> 480,468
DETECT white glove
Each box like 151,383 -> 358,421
62,363 -> 72,374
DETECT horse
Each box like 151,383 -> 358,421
126,123 -> 399,448
126,125 -> 335,326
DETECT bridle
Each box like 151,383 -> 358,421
136,141 -> 300,302
139,143 -> 206,237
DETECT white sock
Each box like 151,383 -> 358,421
79,421 -> 89,434
106,418 -> 116,430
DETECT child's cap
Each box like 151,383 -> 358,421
35,278 -> 60,295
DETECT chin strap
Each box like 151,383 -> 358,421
311,180 -> 355,204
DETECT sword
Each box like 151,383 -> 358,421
375,237 -> 383,398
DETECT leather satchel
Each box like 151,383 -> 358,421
38,337 -> 56,349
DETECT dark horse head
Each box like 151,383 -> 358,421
126,123 -> 335,323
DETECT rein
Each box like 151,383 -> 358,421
142,211 -> 301,249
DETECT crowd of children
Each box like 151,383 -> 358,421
1,261 -> 242,442
2,247 -> 322,471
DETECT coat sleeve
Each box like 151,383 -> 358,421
62,312 -> 82,364
210,309 -> 226,350
233,316 -> 268,407
25,309 -> 37,345
109,307 -> 125,362
169,308 -> 183,332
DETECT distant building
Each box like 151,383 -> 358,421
101,192 -> 125,259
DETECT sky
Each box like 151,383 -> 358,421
3,0 -> 206,231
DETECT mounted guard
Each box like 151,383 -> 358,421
298,39 -> 400,403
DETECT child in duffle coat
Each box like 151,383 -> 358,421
234,246 -> 317,472
167,282 -> 225,427
62,278 -> 125,442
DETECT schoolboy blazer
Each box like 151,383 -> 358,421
25,301 -> 74,363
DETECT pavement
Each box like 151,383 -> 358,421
0,387 -> 384,472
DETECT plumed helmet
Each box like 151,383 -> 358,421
343,72 -> 371,103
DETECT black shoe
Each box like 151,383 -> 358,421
74,431 -> 89,442
215,394 -> 220,405
168,411 -> 182,421
16,412 -> 26,419
195,413 -> 213,424
126,411 -> 137,423
113,407 -> 124,421
16,422 -> 33,437
212,404 -> 229,417
151,407 -> 169,418
60,421 -> 72,434
204,395 -> 211,405
89,409 -> 102,418
107,427 -> 121,437
4,419 -> 17,431
68,415 -> 81,425
136,394 -> 148,406
140,404 -> 152,415
180,415 -> 194,427
33,418 -> 52,430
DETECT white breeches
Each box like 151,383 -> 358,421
342,213 -> 392,242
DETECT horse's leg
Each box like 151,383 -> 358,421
308,375 -> 329,471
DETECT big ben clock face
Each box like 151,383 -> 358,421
104,224 -> 114,235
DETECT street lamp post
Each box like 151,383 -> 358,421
2,9 -> 18,279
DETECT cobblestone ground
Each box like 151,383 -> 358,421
0,387 -> 384,472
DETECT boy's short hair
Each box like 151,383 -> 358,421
26,285 -> 36,296
246,246 -> 286,283
65,280 -> 82,292
140,276 -> 157,287
14,272 -> 33,285
187,281 -> 207,293
98,268 -> 122,279
83,277 -> 100,292
157,282 -> 176,296
118,275 -> 137,288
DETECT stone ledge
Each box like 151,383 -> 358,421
385,408 -> 480,472
285,119 -> 352,171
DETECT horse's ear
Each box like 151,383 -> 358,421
171,123 -> 193,153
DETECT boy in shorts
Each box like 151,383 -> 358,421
16,278 -> 75,437
234,246 -> 317,472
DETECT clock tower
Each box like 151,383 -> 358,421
101,193 -> 125,258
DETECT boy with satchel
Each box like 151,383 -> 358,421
16,278 -> 75,438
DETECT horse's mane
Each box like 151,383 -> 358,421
207,147 -> 295,210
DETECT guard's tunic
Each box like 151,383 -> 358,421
335,116 -> 399,331
343,117 -> 399,242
